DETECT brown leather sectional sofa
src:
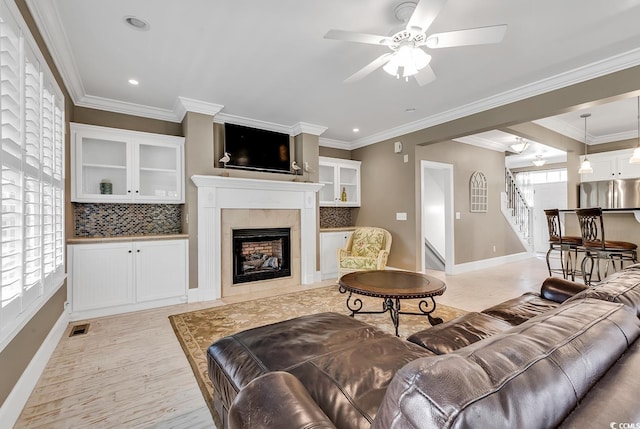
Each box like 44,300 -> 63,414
207,266 -> 640,428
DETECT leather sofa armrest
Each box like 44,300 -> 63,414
229,371 -> 337,429
540,277 -> 588,303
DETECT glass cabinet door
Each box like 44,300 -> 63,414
338,165 -> 359,205
319,163 -> 337,204
135,142 -> 181,201
78,135 -> 129,199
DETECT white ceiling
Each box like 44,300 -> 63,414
26,0 -> 640,150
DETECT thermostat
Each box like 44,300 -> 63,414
394,141 -> 403,153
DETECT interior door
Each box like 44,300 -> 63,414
533,182 -> 568,253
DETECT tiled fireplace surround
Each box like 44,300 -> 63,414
191,175 -> 323,299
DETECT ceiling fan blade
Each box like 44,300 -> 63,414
414,65 -> 436,86
407,0 -> 447,33
344,53 -> 393,84
324,29 -> 391,45
425,24 -> 507,48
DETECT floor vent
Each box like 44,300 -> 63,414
69,323 -> 90,337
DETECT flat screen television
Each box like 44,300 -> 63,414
223,123 -> 291,173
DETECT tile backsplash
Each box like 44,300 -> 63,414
74,203 -> 182,237
319,207 -> 353,228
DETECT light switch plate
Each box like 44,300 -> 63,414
396,212 -> 407,221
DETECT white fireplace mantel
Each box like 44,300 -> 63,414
191,175 -> 323,300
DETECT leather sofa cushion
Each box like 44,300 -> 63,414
566,264 -> 640,316
481,291 -> 560,325
372,298 -> 640,429
407,312 -> 513,354
560,338 -> 640,427
229,371 -> 338,429
207,312 -> 433,428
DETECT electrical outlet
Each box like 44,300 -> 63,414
492,245 -> 496,253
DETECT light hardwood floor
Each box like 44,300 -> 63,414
14,256 -> 551,429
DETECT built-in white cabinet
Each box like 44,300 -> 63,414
580,149 -> 640,182
71,123 -> 185,203
67,239 -> 188,318
320,230 -> 353,279
319,157 -> 361,207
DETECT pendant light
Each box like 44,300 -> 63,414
630,96 -> 640,164
578,113 -> 593,174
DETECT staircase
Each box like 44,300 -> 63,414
501,168 -> 534,252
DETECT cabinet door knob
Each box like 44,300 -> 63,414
137,249 -> 140,253
127,190 -> 131,193
128,250 -> 132,253
135,190 -> 139,193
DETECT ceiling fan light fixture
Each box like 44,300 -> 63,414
382,56 -> 400,77
411,48 -> 431,69
425,35 -> 439,48
383,46 -> 429,79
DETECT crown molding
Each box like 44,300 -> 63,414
25,0 -> 86,103
318,137 -> 352,150
174,97 -> 224,122
75,94 -> 180,122
533,116 -> 638,145
214,114 -> 327,137
213,113 -> 294,135
350,47 -> 640,149
292,122 -> 327,136
453,135 -> 507,152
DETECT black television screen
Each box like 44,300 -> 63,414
223,123 -> 291,173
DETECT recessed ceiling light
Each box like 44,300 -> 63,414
124,16 -> 150,31
353,128 -> 359,133
128,79 -> 139,86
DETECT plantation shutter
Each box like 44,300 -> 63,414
0,0 -> 65,346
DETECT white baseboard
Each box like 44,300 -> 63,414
68,295 -> 189,321
0,311 -> 70,429
187,287 -> 218,303
450,252 -> 533,275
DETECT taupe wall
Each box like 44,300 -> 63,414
417,141 -> 524,266
0,287 -> 66,404
73,107 -> 182,137
351,66 -> 640,270
352,137 -> 524,270
319,147 -> 351,159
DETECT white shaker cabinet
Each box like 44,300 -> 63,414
71,123 -> 185,203
319,157 -> 361,207
580,149 -> 640,182
320,230 -> 354,280
68,239 -> 188,319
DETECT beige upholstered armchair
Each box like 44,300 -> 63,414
337,227 -> 392,278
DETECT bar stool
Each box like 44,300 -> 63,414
543,209 -> 583,281
576,207 -> 638,285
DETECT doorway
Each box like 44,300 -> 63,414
420,160 -> 454,274
532,182 -> 568,253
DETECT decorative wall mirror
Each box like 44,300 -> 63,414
470,171 -> 488,213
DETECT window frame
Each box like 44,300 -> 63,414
1,0 -> 66,352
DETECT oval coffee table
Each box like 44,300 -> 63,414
338,270 -> 446,336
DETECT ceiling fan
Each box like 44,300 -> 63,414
324,0 -> 507,86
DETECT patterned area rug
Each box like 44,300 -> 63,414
168,284 -> 466,424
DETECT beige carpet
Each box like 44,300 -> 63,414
168,284 -> 466,422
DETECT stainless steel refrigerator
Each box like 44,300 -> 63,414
579,179 -> 640,209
